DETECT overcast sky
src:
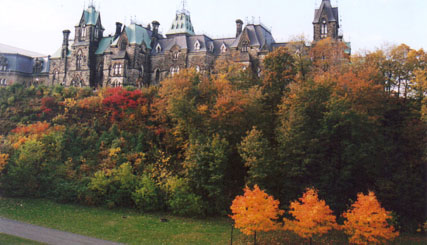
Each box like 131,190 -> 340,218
0,0 -> 425,55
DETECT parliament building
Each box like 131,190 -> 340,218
1,0 -> 348,88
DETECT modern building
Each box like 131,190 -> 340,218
46,0 -> 347,88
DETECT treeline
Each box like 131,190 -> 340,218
0,39 -> 425,231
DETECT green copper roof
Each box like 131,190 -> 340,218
166,11 -> 195,36
125,24 -> 152,49
83,6 -> 100,25
95,36 -> 113,55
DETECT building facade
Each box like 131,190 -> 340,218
48,0 -> 346,88
0,43 -> 49,87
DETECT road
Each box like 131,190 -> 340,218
0,217 -> 124,245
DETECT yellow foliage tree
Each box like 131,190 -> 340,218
283,188 -> 338,244
0,153 -> 9,173
230,185 -> 284,244
342,191 -> 399,244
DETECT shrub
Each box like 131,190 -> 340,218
132,175 -> 163,212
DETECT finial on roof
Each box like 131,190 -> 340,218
181,0 -> 187,11
88,0 -> 95,8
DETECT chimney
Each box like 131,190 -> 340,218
152,21 -> 160,37
62,30 -> 71,59
62,30 -> 70,46
236,19 -> 243,37
115,22 -> 123,38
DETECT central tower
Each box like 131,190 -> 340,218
313,0 -> 341,41
166,1 -> 195,37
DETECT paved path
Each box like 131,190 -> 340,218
0,217 -> 124,245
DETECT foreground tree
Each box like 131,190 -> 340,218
283,188 -> 338,244
230,185 -> 283,244
342,191 -> 399,244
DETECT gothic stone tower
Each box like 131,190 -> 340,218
50,5 -> 104,87
313,0 -> 341,41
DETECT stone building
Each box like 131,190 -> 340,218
49,0 -> 347,88
0,43 -> 49,87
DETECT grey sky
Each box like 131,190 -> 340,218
0,0 -> 425,55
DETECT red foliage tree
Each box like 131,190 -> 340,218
102,87 -> 147,122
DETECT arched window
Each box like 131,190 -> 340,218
321,19 -> 328,38
170,67 -> 175,76
120,40 -> 127,51
173,52 -> 179,60
76,50 -> 83,70
156,43 -> 162,53
195,66 -> 200,73
155,69 -> 160,83
194,41 -> 201,50
53,70 -> 59,81
82,25 -> 87,38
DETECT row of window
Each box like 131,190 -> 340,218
0,78 -> 6,85
156,42 -> 234,54
0,65 -> 7,71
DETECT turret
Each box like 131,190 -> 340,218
236,19 -> 243,37
313,0 -> 340,41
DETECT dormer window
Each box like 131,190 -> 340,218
321,19 -> 328,38
194,41 -> 201,50
156,43 -> 162,53
173,52 -> 179,60
221,44 -> 227,53
241,41 -> 249,52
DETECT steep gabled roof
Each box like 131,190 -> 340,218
313,0 -> 339,23
95,36 -> 113,55
231,24 -> 275,50
125,24 -> 152,49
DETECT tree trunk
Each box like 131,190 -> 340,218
254,231 -> 257,245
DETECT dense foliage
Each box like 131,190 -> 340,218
0,40 -> 425,232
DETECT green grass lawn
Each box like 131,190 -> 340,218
0,197 -> 425,244
0,233 -> 45,245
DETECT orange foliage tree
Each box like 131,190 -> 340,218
283,188 -> 338,243
342,191 -> 399,244
9,122 -> 64,149
230,185 -> 284,244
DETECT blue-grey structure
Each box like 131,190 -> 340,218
0,43 -> 49,86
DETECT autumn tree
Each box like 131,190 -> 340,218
238,127 -> 281,197
262,47 -> 296,111
342,191 -> 399,244
283,188 -> 338,244
230,185 -> 284,244
0,153 -> 8,173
